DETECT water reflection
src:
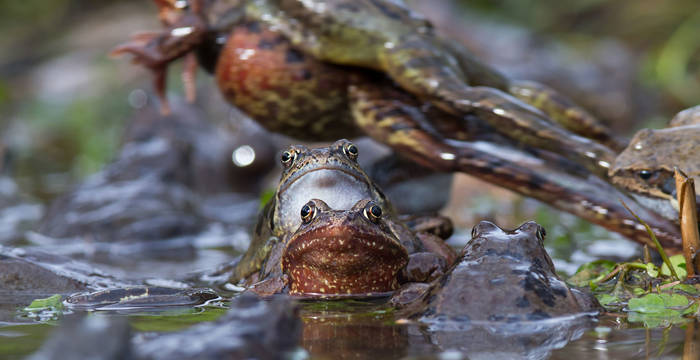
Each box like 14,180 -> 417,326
298,300 -> 596,360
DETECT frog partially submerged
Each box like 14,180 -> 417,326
228,140 -> 455,297
610,106 -> 700,221
109,0 -> 687,247
283,199 -> 408,296
398,221 -> 602,323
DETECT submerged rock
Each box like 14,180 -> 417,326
134,294 -> 301,359
65,287 -> 219,311
0,246 -> 123,294
27,314 -> 133,360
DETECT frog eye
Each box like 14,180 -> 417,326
637,170 -> 652,180
281,150 -> 296,167
343,143 -> 359,161
363,204 -> 382,223
300,202 -> 316,224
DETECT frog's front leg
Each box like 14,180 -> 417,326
378,36 -> 617,178
399,214 -> 453,240
349,81 -> 683,251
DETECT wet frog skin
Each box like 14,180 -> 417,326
282,199 -> 408,296
400,221 -> 601,323
610,106 -> 700,220
230,140 -> 455,292
116,0 -> 619,173
114,0 -> 685,249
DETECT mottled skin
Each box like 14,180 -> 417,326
215,20 -> 360,140
231,140 -> 455,296
610,106 -> 700,220
116,0 -> 619,170
114,0 -> 685,249
400,221 -> 602,322
282,199 -> 408,296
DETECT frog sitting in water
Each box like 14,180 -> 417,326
227,139 -> 456,297
610,105 -> 700,222
282,198 -> 408,296
397,221 -> 601,322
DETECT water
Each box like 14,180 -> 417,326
3,294 -> 697,359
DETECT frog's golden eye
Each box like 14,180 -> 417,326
363,204 -> 382,223
281,150 -> 296,167
300,202 -> 316,224
343,143 -> 359,161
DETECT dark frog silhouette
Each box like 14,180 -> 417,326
399,221 -> 602,324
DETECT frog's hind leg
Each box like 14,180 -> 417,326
509,80 -> 627,151
349,81 -> 682,251
443,41 -> 627,152
378,37 -> 617,178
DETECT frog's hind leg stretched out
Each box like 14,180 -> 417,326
349,81 -> 682,251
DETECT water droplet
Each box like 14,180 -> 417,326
492,108 -> 506,116
232,145 -> 256,167
237,48 -> 256,61
440,153 -> 456,161
170,26 -> 194,37
128,89 -> 148,109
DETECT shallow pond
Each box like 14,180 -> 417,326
2,228 -> 699,360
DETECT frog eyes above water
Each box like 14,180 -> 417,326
300,203 -> 315,224
343,143 -> 359,161
281,150 -> 296,166
364,204 -> 382,223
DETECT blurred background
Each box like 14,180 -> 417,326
2,0 -> 700,201
1,0 -> 699,270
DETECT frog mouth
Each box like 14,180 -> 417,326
281,224 -> 407,296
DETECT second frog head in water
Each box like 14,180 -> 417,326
228,139 -> 455,298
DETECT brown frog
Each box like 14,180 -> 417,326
229,140 -> 455,296
114,0 -> 684,249
282,199 -> 408,296
610,106 -> 700,221
398,221 -> 601,323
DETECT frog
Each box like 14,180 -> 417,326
282,198 -> 408,296
115,0 -> 621,171
114,0 -> 686,249
396,221 -> 602,323
227,139 -> 456,296
610,105 -> 700,221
